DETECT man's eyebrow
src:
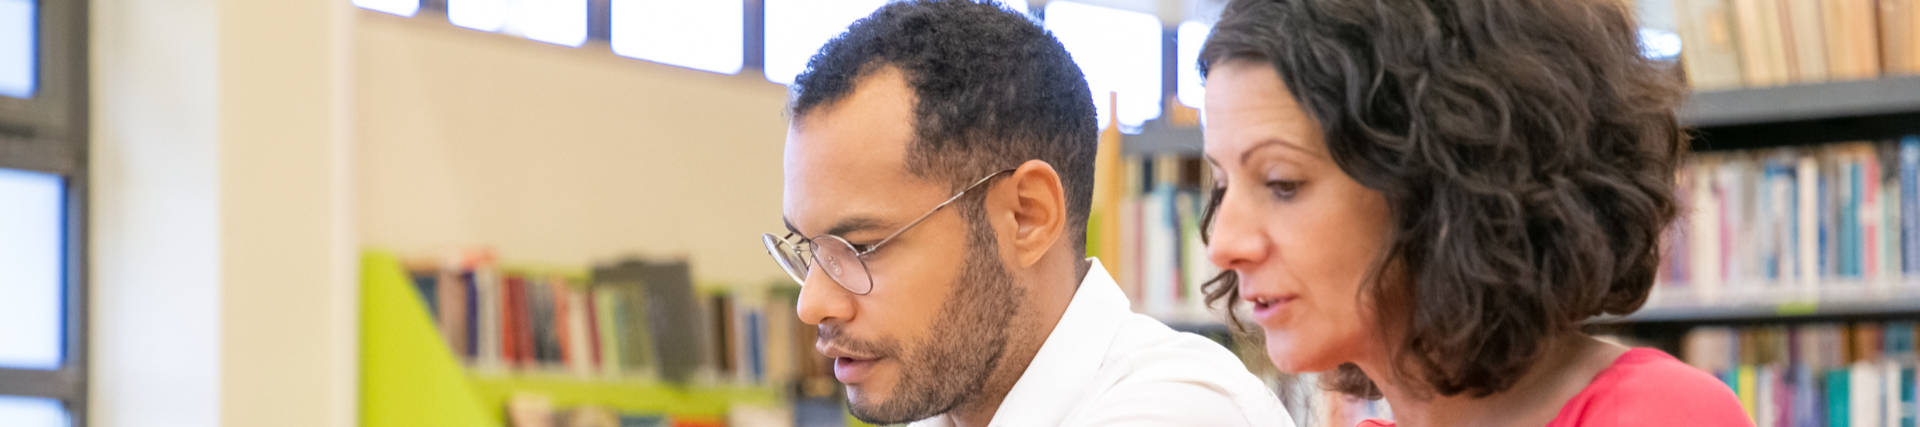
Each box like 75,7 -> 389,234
825,216 -> 891,239
784,215 -> 893,239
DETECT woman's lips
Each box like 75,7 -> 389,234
834,357 -> 880,384
1249,295 -> 1298,324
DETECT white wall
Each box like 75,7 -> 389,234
89,0 -> 222,424
90,0 -> 358,425
353,13 -> 792,285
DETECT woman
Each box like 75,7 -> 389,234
1196,0 -> 1750,425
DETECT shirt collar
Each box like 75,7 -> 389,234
982,257 -> 1133,427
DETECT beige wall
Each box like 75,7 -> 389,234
354,12 -> 792,285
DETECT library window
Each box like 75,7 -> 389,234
761,0 -> 891,85
519,0 -> 587,47
0,168 -> 65,371
0,396 -> 68,427
449,0 -> 512,33
351,0 -> 420,17
1176,20 -> 1211,109
0,0 -> 34,99
1639,28 -> 1682,61
610,0 -> 743,75
0,0 -> 86,423
1044,0 -> 1163,133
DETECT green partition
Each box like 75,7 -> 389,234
361,251 -> 499,427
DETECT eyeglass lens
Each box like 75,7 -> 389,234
762,234 -> 874,295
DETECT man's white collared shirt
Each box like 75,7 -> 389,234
908,258 -> 1295,427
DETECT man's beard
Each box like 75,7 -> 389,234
831,207 -> 1025,425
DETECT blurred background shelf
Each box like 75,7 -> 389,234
1683,77 -> 1920,150
1600,282 -> 1920,325
361,251 -> 791,427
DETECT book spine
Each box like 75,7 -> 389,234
1903,138 -> 1920,275
584,287 -> 604,375
463,271 -> 479,361
1802,155 -> 1821,286
1867,150 -> 1884,280
594,288 -> 621,377
1831,367 -> 1853,427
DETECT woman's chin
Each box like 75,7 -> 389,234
1263,332 -> 1341,373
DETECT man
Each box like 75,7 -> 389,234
762,1 -> 1294,426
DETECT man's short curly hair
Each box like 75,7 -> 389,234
1197,0 -> 1688,398
789,0 -> 1099,253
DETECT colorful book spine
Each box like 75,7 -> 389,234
1902,138 -> 1920,274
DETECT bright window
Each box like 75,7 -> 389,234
352,0 -> 420,17
447,0 -> 585,47
1639,28 -> 1682,61
0,168 -> 64,371
519,0 -> 587,47
0,396 -> 68,427
448,0 -> 511,32
762,0 -> 890,85
1044,1 -> 1162,133
611,0 -> 743,75
1176,21 -> 1211,109
994,0 -> 1030,15
0,0 -> 34,99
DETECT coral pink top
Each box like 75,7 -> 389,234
1356,348 -> 1751,427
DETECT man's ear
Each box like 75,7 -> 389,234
992,160 -> 1067,268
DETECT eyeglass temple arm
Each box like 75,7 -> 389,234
857,168 -> 1016,256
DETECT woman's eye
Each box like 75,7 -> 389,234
1265,180 -> 1302,199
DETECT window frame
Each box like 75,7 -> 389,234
0,0 -> 91,425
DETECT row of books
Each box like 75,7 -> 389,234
404,250 -> 833,391
1673,0 -> 1920,90
1682,321 -> 1920,426
1659,137 -> 1920,294
1089,155 -> 1219,319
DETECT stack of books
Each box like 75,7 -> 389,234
1683,321 -> 1919,426
1090,154 -> 1219,320
1656,137 -> 1920,304
402,250 -> 832,392
1673,0 -> 1920,90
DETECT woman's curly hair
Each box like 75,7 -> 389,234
1197,0 -> 1688,398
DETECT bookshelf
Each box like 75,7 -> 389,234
1125,76 -> 1920,333
1683,76 -> 1920,128
1604,282 -> 1920,324
358,251 -> 803,427
1686,77 -> 1920,151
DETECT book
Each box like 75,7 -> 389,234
592,287 -> 622,376
564,286 -> 594,376
1781,0 -> 1830,83
1733,0 -> 1791,87
1660,138 -> 1920,291
1826,0 -> 1883,81
1885,0 -> 1920,76
1676,0 -> 1748,90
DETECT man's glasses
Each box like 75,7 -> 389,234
763,169 -> 1016,295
